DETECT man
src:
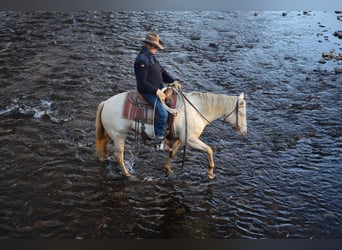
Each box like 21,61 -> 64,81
134,32 -> 181,151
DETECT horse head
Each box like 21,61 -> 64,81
224,92 -> 247,136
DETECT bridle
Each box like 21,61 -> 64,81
222,98 -> 240,131
181,92 -> 240,131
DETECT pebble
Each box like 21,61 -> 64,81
190,34 -> 201,41
209,42 -> 219,48
322,51 -> 342,60
334,67 -> 342,74
318,58 -> 326,64
333,30 -> 342,39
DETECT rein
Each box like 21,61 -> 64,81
222,98 -> 239,130
180,91 -> 239,130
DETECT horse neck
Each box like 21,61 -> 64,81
189,92 -> 237,122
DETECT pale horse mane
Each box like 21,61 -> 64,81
187,91 -> 238,120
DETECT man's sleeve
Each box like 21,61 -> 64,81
161,66 -> 175,84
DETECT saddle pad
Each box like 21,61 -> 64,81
123,91 -> 154,124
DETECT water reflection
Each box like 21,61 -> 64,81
0,11 -> 341,238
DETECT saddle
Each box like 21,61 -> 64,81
123,88 -> 177,143
123,90 -> 154,124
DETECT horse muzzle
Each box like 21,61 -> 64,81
236,127 -> 247,136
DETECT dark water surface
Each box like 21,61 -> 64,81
0,11 -> 341,239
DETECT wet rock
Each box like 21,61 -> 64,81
337,16 -> 342,21
282,12 -> 287,17
334,67 -> 342,74
333,30 -> 342,39
322,50 -> 333,58
209,42 -> 218,48
253,12 -> 258,16
190,33 -> 200,41
318,58 -> 326,64
335,11 -> 342,14
322,49 -> 342,61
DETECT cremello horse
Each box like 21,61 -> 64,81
95,91 -> 247,179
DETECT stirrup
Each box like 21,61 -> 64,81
156,141 -> 165,151
155,137 -> 172,152
155,137 -> 164,151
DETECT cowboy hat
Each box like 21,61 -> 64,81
141,32 -> 164,50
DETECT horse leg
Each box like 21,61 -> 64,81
96,133 -> 110,160
102,133 -> 110,159
113,136 -> 131,177
165,139 -> 182,174
187,137 -> 215,179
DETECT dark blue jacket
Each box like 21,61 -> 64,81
134,46 -> 174,94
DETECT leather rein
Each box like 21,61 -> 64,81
180,92 -> 240,130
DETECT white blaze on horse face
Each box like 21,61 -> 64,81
237,93 -> 247,136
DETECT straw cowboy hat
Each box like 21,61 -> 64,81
141,32 -> 164,50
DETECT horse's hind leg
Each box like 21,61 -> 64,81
165,139 -> 182,174
96,133 -> 110,160
113,136 -> 131,177
102,133 -> 110,159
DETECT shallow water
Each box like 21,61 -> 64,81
0,11 -> 341,238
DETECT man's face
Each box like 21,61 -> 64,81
146,43 -> 159,54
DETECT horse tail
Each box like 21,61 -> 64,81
95,101 -> 108,159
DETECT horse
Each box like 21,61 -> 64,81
95,90 -> 247,179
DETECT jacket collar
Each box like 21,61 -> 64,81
141,46 -> 156,64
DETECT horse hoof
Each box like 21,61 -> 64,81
166,170 -> 174,177
207,173 -> 215,180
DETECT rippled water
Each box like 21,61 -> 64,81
0,11 -> 341,238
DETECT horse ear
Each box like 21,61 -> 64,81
238,92 -> 244,99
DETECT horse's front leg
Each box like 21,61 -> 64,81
113,136 -> 131,177
188,137 -> 215,179
165,139 -> 182,174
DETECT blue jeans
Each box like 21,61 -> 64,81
141,92 -> 168,138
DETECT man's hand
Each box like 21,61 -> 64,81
156,89 -> 166,102
169,81 -> 182,90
